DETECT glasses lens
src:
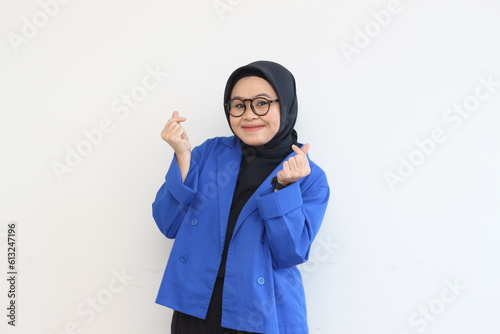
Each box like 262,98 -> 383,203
251,98 -> 270,116
228,99 -> 245,116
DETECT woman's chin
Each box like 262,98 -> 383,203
239,137 -> 269,147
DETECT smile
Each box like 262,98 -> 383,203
242,125 -> 265,132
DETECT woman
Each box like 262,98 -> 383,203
152,60 -> 330,334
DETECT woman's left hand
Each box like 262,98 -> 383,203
276,144 -> 311,186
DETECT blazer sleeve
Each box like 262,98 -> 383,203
152,149 -> 201,239
255,168 -> 330,269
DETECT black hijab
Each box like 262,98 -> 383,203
217,61 -> 299,278
223,60 -> 299,159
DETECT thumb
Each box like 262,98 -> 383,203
172,111 -> 179,119
300,143 -> 311,155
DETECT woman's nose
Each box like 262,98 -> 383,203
242,103 -> 258,120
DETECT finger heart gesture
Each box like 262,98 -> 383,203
276,144 -> 311,186
161,111 -> 191,155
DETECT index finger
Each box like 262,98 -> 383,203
292,143 -> 310,156
171,110 -> 186,122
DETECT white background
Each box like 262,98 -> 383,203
1,0 -> 499,333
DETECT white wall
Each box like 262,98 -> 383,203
1,0 -> 499,333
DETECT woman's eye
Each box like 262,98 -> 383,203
234,103 -> 245,109
256,100 -> 269,107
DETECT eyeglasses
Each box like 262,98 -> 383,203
224,97 -> 280,117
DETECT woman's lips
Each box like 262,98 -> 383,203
242,125 -> 264,132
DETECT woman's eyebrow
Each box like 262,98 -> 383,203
231,93 -> 273,99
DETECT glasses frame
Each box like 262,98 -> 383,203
224,97 -> 280,117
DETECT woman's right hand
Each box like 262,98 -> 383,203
161,111 -> 191,155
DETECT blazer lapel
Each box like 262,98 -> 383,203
232,164 -> 282,236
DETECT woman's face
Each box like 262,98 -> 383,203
229,76 -> 280,146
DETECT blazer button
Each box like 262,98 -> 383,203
180,254 -> 188,263
191,218 -> 198,226
257,277 -> 265,286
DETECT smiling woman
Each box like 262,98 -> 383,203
152,60 -> 330,334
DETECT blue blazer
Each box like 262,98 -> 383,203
152,136 -> 329,334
